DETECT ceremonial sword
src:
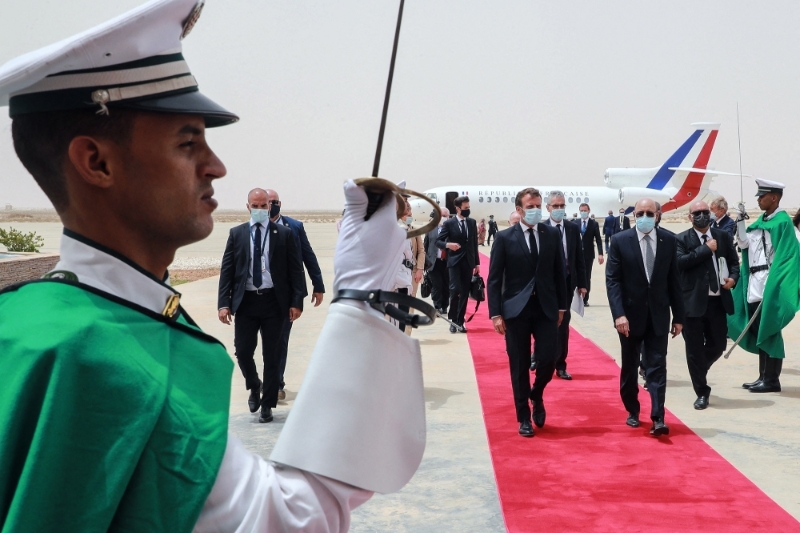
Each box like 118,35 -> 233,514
723,300 -> 761,359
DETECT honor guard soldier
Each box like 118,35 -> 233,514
728,179 -> 800,393
0,1 -> 427,531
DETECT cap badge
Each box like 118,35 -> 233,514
181,1 -> 205,40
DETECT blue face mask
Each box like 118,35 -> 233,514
579,211 -> 589,219
709,212 -> 717,221
523,208 -> 542,226
635,215 -> 656,233
550,209 -> 566,222
250,209 -> 269,224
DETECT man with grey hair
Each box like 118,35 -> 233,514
710,196 -> 736,240
535,190 -> 587,380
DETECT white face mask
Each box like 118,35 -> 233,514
405,216 -> 413,226
579,211 -> 589,219
523,208 -> 542,226
250,208 -> 269,224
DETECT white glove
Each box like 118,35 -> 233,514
333,180 -> 407,297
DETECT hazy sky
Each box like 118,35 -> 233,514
2,1 -> 799,211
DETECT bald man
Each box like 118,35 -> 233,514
676,200 -> 739,410
218,188 -> 307,423
606,198 -> 684,437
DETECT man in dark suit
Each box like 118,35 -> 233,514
603,210 -> 616,253
676,200 -> 740,409
578,203 -> 604,306
265,189 -> 324,400
487,215 -> 499,245
606,198 -> 684,437
218,188 -> 307,423
436,196 -> 480,333
612,208 -> 632,234
539,191 -> 587,380
710,196 -> 737,241
488,188 -> 567,437
423,207 -> 450,314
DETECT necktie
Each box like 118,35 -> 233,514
529,228 -> 539,265
703,234 -> 719,292
644,234 -> 655,282
253,223 -> 263,288
460,219 -> 467,237
582,220 -> 587,234
557,223 -> 568,270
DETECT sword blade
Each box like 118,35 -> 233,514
723,300 -> 763,359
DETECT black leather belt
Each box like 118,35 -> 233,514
750,264 -> 769,273
246,288 -> 274,295
332,289 -> 436,328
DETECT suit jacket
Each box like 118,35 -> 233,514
217,221 -> 307,315
605,228 -> 685,336
579,217 -> 604,261
276,215 -> 325,294
611,214 -> 631,234
487,223 -> 567,321
553,220 -> 587,293
676,227 -> 740,317
436,216 -> 479,269
603,214 -> 616,236
423,227 -> 441,271
713,214 -> 737,241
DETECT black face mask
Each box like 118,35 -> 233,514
692,212 -> 710,229
270,203 -> 281,219
460,209 -> 471,218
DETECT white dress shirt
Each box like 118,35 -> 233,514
694,228 -> 720,296
456,214 -> 468,238
636,227 -> 657,282
523,223 -> 540,252
548,218 -> 568,265
246,219 -> 274,290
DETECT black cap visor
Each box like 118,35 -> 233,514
113,89 -> 238,128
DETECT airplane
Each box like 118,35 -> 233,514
408,122 -> 739,225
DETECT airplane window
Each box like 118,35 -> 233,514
503,197 -> 508,202
428,193 -> 438,201
495,197 -> 500,203
568,197 -> 573,203
487,197 -> 492,203
479,196 -> 484,202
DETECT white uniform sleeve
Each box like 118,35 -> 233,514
737,219 -> 749,248
194,434 -> 372,533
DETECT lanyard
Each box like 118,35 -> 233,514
250,223 -> 268,253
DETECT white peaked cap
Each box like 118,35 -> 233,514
0,0 -> 238,127
755,178 -> 786,196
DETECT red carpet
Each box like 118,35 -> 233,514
468,254 -> 800,532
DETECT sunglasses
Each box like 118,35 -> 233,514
690,210 -> 710,216
634,211 -> 656,218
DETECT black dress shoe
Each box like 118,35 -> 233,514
626,413 -> 640,428
749,381 -> 781,393
259,407 -> 274,423
248,381 -> 262,413
556,369 -> 572,380
530,360 -> 537,372
449,324 -> 457,334
638,367 -> 646,380
583,300 -> 590,307
519,420 -> 534,437
650,418 -> 669,436
460,325 -> 468,333
693,396 -> 709,410
742,379 -> 763,389
532,400 -> 546,428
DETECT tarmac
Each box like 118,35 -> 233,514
5,219 -> 800,531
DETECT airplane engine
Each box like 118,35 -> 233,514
617,187 -> 672,206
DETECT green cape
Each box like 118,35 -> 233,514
0,281 -> 233,532
727,210 -> 800,358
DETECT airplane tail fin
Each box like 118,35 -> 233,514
651,123 -> 720,211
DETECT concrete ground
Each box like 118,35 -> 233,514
11,219 -> 798,530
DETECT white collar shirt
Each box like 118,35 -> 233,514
548,218 -> 568,264
53,232 -> 179,316
522,223 -> 540,252
636,227 -> 657,281
247,219 -> 273,290
694,228 -> 720,296
456,214 -> 468,237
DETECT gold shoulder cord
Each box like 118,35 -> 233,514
162,294 -> 181,318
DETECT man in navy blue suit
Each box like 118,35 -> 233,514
488,188 -> 567,437
606,198 -> 684,437
266,189 -> 325,399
